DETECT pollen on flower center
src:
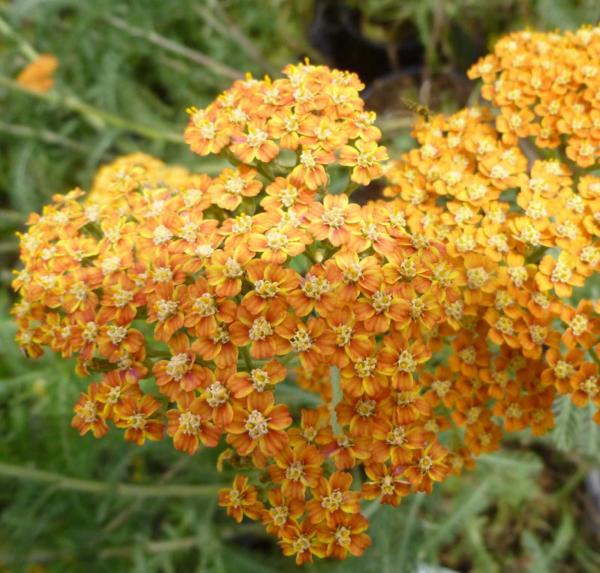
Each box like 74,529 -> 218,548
321,489 -> 344,510
193,293 -> 217,316
300,150 -> 316,168
529,325 -> 547,345
225,176 -> 246,195
371,291 -> 393,313
245,409 -> 269,439
246,128 -> 269,148
113,288 -> 134,308
459,346 -> 476,364
250,368 -> 270,391
551,261 -> 572,284
80,400 -> 98,423
467,267 -> 489,289
206,381 -> 229,407
249,317 -> 274,341
153,224 -> 173,245
179,411 -> 201,434
292,535 -> 311,554
399,258 -> 417,279
302,275 -> 330,299
130,413 -> 146,429
290,328 -> 313,353
380,475 -> 395,495
409,297 -> 425,319
570,314 -> 588,336
581,376 -> 598,396
166,353 -> 190,380
386,426 -> 407,446
321,207 -> 346,228
270,505 -> 289,526
280,185 -> 298,208
254,279 -> 280,298
432,379 -> 451,396
199,122 -> 216,140
355,357 -> 377,378
335,526 -> 352,547
211,325 -> 230,344
356,398 -> 376,417
342,263 -> 363,283
495,316 -> 515,336
224,258 -> 244,278
153,266 -> 173,283
334,324 -> 353,346
396,350 -> 417,372
83,321 -> 98,342
285,461 -> 305,481
506,403 -> 523,419
156,299 -> 178,322
419,455 -> 433,472
107,324 -> 128,345
266,229 -> 289,251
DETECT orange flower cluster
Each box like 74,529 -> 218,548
384,101 -> 599,447
468,26 -> 600,167
10,39 -> 599,564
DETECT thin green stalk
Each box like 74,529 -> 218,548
0,74 -> 183,143
105,15 -> 242,81
330,366 -> 343,434
0,15 -> 38,61
588,347 -> 600,368
0,120 -> 93,154
241,346 -> 253,371
0,462 -> 222,498
195,2 -> 276,76
526,245 -> 548,264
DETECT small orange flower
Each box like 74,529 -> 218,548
218,475 -> 263,523
114,395 -> 164,445
71,382 -> 109,438
226,391 -> 292,456
166,396 -> 221,454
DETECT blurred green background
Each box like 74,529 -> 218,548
1,1 -> 600,571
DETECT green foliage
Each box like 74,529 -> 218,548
1,1 -> 599,571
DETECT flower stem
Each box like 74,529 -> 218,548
0,74 -> 183,143
0,461 -> 222,497
330,366 -> 343,434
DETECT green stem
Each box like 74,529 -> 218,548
241,346 -> 253,372
0,120 -> 94,154
330,366 -> 343,434
526,245 -> 548,264
253,161 -> 276,182
104,15 -> 242,81
0,461 -> 222,498
0,74 -> 182,143
343,180 -> 359,197
0,15 -> 38,61
588,347 -> 600,368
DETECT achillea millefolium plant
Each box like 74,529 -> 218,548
10,25 -> 600,565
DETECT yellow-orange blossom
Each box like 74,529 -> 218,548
11,27 -> 600,565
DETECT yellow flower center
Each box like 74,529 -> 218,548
206,381 -> 229,407
285,461 -> 305,481
179,411 -> 201,434
166,353 -> 189,381
371,291 -> 393,313
355,357 -> 377,378
321,207 -> 346,228
245,410 -> 269,439
250,368 -> 270,391
249,317 -> 273,341
156,299 -> 178,322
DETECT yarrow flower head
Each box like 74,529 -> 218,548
11,34 -> 600,564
